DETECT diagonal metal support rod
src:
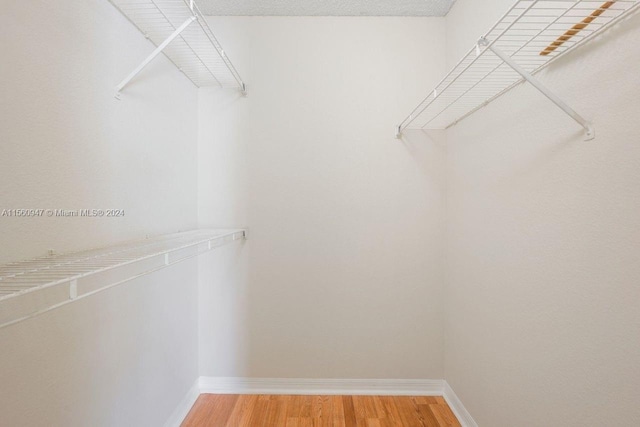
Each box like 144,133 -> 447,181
115,15 -> 197,98
481,37 -> 595,141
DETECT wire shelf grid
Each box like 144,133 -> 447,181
398,0 -> 640,132
109,0 -> 244,89
0,229 -> 246,328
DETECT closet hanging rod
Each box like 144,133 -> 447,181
540,1 -> 615,55
396,0 -> 640,140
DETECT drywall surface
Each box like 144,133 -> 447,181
198,17 -> 448,379
0,261 -> 199,427
0,0 -> 198,264
444,1 -> 640,425
0,0 -> 199,425
198,0 -> 456,17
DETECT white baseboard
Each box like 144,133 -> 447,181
443,382 -> 478,427
167,377 -> 477,427
163,378 -> 200,427
199,377 -> 445,396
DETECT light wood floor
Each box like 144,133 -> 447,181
182,394 -> 462,426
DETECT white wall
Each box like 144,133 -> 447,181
0,0 -> 200,425
5,2 -> 638,425
0,0 -> 198,264
0,262 -> 199,427
198,16 -> 448,379
444,1 -> 640,426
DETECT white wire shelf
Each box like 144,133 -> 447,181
108,0 -> 245,95
0,229 -> 246,329
397,0 -> 640,138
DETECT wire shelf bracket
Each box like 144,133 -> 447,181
110,0 -> 246,98
481,36 -> 595,140
396,0 -> 640,141
0,229 -> 247,329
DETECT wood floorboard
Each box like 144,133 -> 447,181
182,394 -> 461,427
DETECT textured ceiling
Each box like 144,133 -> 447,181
197,0 -> 457,17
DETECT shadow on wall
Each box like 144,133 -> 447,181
199,240 -> 251,376
197,85 -> 251,377
402,129 -> 447,184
